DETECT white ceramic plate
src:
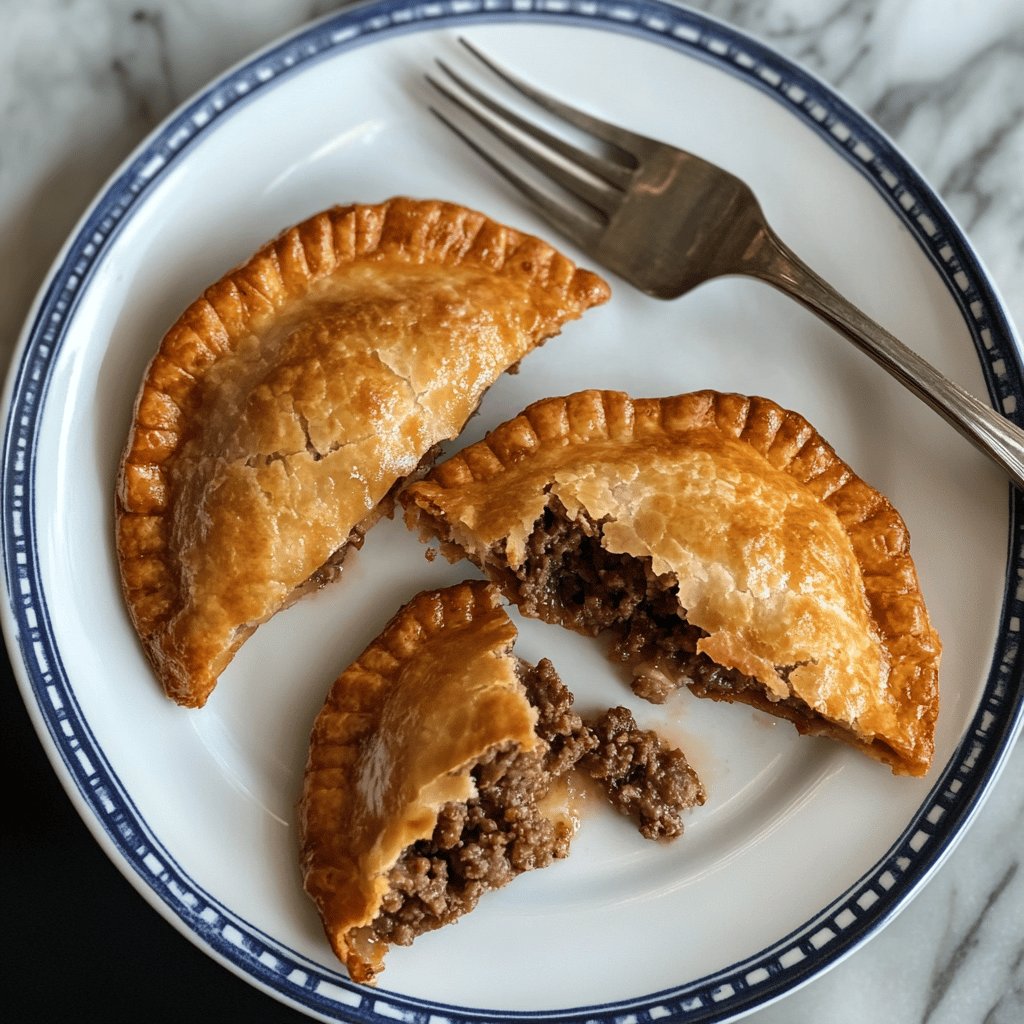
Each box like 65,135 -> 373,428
3,2 -> 1022,1021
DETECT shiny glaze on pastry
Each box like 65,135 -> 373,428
401,390 -> 941,776
115,198 -> 609,707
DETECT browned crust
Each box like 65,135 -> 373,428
298,580 -> 534,984
401,389 -> 941,776
115,198 -> 610,706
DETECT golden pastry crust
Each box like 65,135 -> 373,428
401,390 -> 941,776
115,198 -> 609,707
298,581 -> 539,985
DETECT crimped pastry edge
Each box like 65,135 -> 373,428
297,580 -> 536,984
114,197 -> 610,706
401,389 -> 941,776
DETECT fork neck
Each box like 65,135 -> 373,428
740,224 -> 812,293
740,225 -> 893,348
741,224 -> 1024,490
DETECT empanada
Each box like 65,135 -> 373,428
115,198 -> 609,706
297,581 -> 594,984
401,390 -> 941,776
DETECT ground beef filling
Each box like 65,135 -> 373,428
581,706 -> 706,840
689,669 -> 826,733
298,526 -> 366,594
364,658 -> 593,950
360,652 -> 709,952
506,502 -> 797,709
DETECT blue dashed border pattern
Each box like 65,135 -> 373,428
3,2 -> 1022,1022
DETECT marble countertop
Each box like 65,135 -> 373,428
2,1 -> 1021,1022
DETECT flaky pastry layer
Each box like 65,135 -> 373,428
115,198 -> 609,706
401,390 -> 941,776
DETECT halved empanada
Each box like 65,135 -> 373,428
401,390 -> 941,776
115,198 -> 609,706
297,581 -> 591,984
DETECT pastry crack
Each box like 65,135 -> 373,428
114,199 -> 610,709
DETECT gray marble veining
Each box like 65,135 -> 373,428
2,1 -> 1021,1022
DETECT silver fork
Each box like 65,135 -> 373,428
428,40 -> 1024,490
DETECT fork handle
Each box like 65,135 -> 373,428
748,227 -> 1024,491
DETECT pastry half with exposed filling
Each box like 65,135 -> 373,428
298,581 -> 703,984
115,198 -> 609,707
400,390 -> 941,777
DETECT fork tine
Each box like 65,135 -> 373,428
458,38 -> 649,163
434,58 -> 632,191
428,68 -> 619,217
429,105 -> 603,254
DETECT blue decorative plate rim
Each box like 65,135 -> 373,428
2,1 -> 1021,1022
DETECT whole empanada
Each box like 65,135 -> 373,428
115,198 -> 609,706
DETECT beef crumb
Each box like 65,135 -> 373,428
582,706 -> 706,840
